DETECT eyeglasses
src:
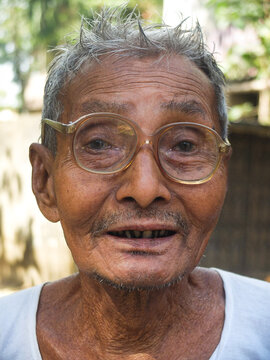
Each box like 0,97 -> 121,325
42,112 -> 231,185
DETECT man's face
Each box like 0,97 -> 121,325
45,55 -> 229,289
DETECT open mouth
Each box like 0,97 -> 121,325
107,230 -> 175,239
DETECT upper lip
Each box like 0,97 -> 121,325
105,223 -> 178,233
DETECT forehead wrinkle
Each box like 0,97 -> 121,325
72,59 -> 212,100
81,60 -> 210,91
160,100 -> 206,119
95,72 -> 205,90
85,79 -> 207,98
80,100 -> 133,115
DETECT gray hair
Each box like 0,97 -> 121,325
42,6 -> 228,154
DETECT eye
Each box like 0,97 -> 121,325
173,140 -> 195,152
86,139 -> 111,150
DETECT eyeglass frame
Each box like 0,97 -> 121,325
41,112 -> 231,185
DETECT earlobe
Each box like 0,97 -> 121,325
29,143 -> 60,223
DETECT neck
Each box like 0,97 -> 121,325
75,270 -> 203,355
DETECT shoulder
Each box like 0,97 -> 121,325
213,268 -> 270,318
0,284 -> 44,319
207,269 -> 270,359
213,268 -> 270,302
213,268 -> 270,357
0,284 -> 44,359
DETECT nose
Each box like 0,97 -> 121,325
116,147 -> 171,208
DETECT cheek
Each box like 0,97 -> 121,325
180,175 -> 228,266
182,173 -> 228,234
199,183 -> 226,222
53,167 -> 113,230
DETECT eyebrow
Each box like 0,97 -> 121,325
80,99 -> 206,119
80,100 -> 131,114
160,100 -> 206,118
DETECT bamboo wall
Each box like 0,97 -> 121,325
202,124 -> 270,280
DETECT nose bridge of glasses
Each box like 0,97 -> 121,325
137,132 -> 156,152
131,133 -> 158,168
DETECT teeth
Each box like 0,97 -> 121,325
125,230 -> 132,238
134,231 -> 141,238
110,230 -> 175,238
142,230 -> 153,238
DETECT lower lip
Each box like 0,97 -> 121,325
106,234 -> 176,253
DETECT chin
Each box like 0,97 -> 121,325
91,270 -> 185,291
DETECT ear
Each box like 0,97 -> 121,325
221,145 -> 232,170
29,143 -> 60,222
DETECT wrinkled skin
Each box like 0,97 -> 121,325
30,54 -> 231,359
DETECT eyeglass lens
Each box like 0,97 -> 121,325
158,126 -> 219,182
73,115 -> 220,181
74,116 -> 137,172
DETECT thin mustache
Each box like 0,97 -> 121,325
91,209 -> 190,237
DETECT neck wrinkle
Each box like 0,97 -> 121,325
76,271 -> 193,355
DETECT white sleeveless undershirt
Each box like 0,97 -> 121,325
0,269 -> 270,359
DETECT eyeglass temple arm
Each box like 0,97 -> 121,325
41,118 -> 77,142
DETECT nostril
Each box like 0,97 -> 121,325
120,196 -> 167,205
121,196 -> 136,203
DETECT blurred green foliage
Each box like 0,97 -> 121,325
0,0 -> 163,110
207,0 -> 270,81
228,102 -> 255,122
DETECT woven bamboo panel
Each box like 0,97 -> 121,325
201,130 -> 270,280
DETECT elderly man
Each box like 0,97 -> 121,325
1,7 -> 270,360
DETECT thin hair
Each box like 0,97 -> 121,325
42,6 -> 228,154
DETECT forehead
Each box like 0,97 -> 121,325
61,55 -> 218,130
